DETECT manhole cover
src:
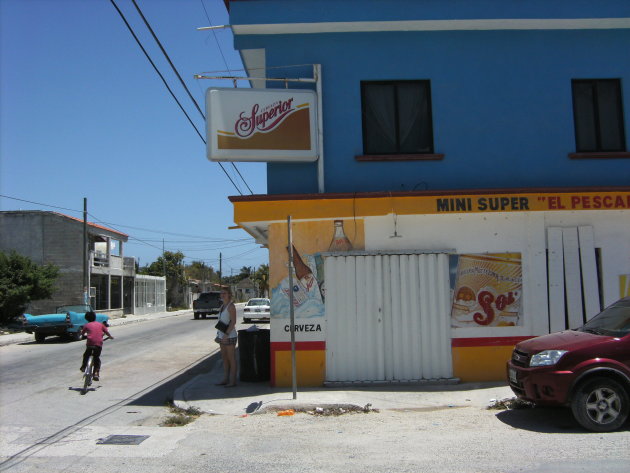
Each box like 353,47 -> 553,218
97,435 -> 149,445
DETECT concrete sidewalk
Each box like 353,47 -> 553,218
174,357 -> 514,417
0,309 -> 193,347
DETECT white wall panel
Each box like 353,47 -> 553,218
325,253 -> 452,383
563,227 -> 584,328
578,226 -> 601,320
547,227 -> 565,333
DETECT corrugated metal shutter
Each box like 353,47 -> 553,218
325,253 -> 452,383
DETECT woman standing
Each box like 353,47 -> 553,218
215,287 -> 238,387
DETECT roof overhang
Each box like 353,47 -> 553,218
231,18 -> 630,35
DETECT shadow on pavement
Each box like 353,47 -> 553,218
127,351 -> 222,407
19,336 -> 77,345
496,406 -> 603,433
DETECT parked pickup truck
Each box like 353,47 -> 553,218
193,292 -> 222,320
21,304 -> 109,343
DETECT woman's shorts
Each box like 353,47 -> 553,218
215,336 -> 237,345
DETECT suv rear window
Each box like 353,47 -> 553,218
198,292 -> 220,302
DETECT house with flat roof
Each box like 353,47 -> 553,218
0,211 -> 165,316
216,0 -> 630,386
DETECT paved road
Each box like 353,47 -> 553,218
1,311 -> 628,473
0,312 -> 235,470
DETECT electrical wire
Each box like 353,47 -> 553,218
131,0 -> 253,195
131,0 -> 205,119
199,0 -> 232,76
0,194 -> 82,214
109,0 -> 244,195
0,192 -> 264,268
0,193 -> 252,246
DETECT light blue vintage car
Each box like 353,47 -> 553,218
21,304 -> 109,343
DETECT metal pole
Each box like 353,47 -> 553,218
287,216 -> 297,400
83,198 -> 88,298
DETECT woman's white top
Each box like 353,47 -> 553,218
217,302 -> 237,338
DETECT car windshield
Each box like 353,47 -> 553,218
198,293 -> 219,301
578,299 -> 630,337
56,304 -> 91,313
247,299 -> 269,306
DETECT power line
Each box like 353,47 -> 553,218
199,0 -> 232,75
0,193 -> 250,246
0,194 -> 82,214
109,0 -> 205,142
128,238 -> 250,243
109,0 -> 244,195
131,0 -> 205,119
130,0 -> 253,195
88,212 -> 164,252
0,192 -> 264,268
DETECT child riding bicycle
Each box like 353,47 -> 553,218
80,311 -> 113,381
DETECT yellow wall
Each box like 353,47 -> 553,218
273,349 -> 326,387
452,346 -> 514,382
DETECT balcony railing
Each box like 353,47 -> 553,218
90,251 -> 136,275
92,251 -> 108,267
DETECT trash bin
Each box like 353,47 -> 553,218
238,328 -> 270,382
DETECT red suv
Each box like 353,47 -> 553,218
507,297 -> 630,432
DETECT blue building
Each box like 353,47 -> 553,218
218,0 -> 630,386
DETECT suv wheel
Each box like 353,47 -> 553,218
571,377 -> 629,432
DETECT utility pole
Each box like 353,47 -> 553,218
162,238 -> 166,276
219,252 -> 222,286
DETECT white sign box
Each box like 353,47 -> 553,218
206,88 -> 318,162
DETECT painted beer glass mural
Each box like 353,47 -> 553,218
450,253 -> 523,327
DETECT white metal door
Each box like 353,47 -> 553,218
325,253 -> 452,383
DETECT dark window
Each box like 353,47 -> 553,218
572,79 -> 626,152
361,80 -> 435,155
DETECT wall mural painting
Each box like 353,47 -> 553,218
271,219 -> 358,320
449,253 -> 523,328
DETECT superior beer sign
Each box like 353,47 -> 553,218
206,88 -> 318,162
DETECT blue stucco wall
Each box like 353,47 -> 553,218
230,1 -> 630,194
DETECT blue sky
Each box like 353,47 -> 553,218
0,0 -> 268,276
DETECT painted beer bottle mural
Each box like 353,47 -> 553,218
328,220 -> 353,251
274,219 -> 359,318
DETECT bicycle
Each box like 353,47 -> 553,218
81,336 -> 112,395
81,348 -> 96,394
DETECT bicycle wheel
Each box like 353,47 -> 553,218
82,356 -> 93,394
